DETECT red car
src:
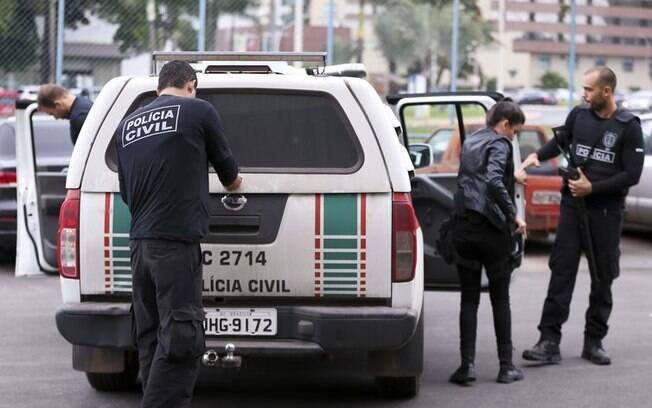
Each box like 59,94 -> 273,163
0,90 -> 18,117
416,125 -> 562,239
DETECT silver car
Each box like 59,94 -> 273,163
625,113 -> 652,230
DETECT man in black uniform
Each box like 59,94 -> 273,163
520,67 -> 644,365
37,84 -> 93,144
116,60 -> 242,407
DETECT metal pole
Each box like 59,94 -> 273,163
294,0 -> 304,55
55,0 -> 65,85
198,0 -> 206,51
497,0 -> 505,92
568,0 -> 577,108
450,0 -> 459,92
326,0 -> 335,65
49,0 -> 57,83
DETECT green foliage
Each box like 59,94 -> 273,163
374,0 -> 493,88
0,0 -> 93,74
539,70 -> 568,89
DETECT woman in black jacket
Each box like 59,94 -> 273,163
449,99 -> 528,385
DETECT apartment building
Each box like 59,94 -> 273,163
476,0 -> 652,91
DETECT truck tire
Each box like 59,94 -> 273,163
86,353 -> 138,392
371,304 -> 424,399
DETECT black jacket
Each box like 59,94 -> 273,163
456,127 -> 516,230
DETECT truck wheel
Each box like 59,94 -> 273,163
375,375 -> 420,398
371,304 -> 424,399
86,353 -> 138,392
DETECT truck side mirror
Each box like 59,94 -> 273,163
408,143 -> 433,169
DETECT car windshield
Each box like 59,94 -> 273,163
642,119 -> 652,154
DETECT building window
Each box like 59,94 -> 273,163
595,56 -> 606,66
537,55 -> 552,71
623,57 -> 634,73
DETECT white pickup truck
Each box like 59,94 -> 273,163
14,52 -> 523,399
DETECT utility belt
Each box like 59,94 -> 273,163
561,190 -> 625,211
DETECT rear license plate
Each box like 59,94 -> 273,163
203,308 -> 277,336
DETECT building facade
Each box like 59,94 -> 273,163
476,0 -> 652,91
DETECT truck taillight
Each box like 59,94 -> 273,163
0,171 -> 16,185
392,192 -> 419,282
57,189 -> 80,279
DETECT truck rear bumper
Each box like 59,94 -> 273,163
56,302 -> 419,353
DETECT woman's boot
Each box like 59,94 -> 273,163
449,349 -> 476,385
497,345 -> 524,384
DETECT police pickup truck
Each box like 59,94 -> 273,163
15,52 -> 523,398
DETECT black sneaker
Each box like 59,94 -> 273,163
582,344 -> 611,365
522,340 -> 561,363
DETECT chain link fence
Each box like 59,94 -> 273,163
0,0 -> 462,108
0,0 -> 375,101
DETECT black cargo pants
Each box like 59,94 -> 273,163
538,199 -> 623,344
130,239 -> 205,408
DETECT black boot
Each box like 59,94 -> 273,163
582,338 -> 611,365
449,349 -> 476,385
497,345 -> 524,384
522,339 -> 561,363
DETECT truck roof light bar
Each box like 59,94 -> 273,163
151,52 -> 327,74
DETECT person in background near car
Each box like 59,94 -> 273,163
116,60 -> 242,408
520,66 -> 644,366
37,84 -> 93,144
449,98 -> 528,385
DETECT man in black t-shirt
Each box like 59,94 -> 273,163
116,60 -> 241,407
520,67 -> 644,366
37,84 -> 93,144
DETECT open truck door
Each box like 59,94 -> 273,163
387,92 -> 525,289
15,101 -> 72,276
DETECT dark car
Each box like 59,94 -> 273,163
0,116 -> 73,254
516,89 -> 558,105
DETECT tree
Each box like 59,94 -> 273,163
0,0 -> 94,83
374,0 -> 494,91
94,0 -> 256,54
539,70 -> 568,89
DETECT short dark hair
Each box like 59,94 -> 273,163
585,66 -> 617,92
157,60 -> 198,91
485,98 -> 526,127
37,84 -> 69,108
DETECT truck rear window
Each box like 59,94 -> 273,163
107,90 -> 363,174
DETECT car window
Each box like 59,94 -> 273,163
517,129 -> 542,158
641,119 -> 652,154
33,120 -> 74,160
0,123 -> 15,160
402,103 -> 487,173
107,90 -> 363,173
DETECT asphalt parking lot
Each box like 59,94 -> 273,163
1,232 -> 651,408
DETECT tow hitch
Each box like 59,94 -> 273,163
201,343 -> 242,369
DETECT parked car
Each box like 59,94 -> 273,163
416,124 -> 562,240
622,91 -> 652,113
624,112 -> 652,230
516,89 -> 558,105
17,85 -> 40,101
0,116 -> 72,257
0,90 -> 18,117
